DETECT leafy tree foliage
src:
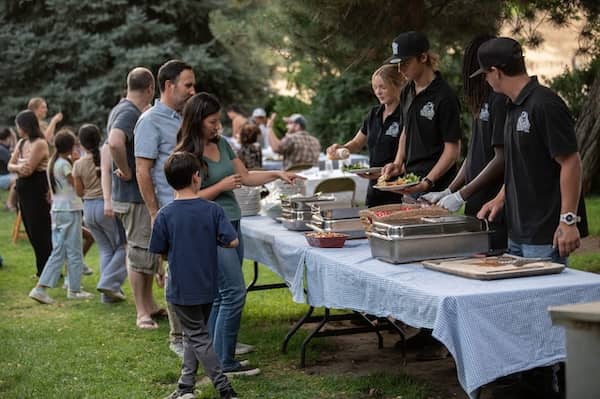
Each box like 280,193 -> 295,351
0,0 -> 271,128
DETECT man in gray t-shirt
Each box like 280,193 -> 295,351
105,67 -> 161,328
134,59 -> 196,356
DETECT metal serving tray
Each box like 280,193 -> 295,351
307,215 -> 366,239
372,215 -> 487,238
310,205 -> 365,220
282,194 -> 336,210
281,209 -> 313,221
278,217 -> 312,231
366,216 -> 490,264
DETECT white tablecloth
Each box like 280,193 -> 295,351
240,216 -> 600,397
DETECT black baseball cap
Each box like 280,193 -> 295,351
384,31 -> 430,64
470,37 -> 524,78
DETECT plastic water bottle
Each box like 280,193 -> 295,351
325,159 -> 334,175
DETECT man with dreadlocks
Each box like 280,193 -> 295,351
422,35 -> 508,251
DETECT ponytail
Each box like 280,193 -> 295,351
48,130 -> 76,194
78,124 -> 102,178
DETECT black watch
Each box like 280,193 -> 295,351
422,177 -> 435,189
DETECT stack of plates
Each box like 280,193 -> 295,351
234,186 -> 261,217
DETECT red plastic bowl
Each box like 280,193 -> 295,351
304,233 -> 349,248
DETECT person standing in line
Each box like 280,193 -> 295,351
381,31 -> 461,196
73,124 -> 127,303
174,92 -> 302,376
150,152 -> 240,399
0,127 -> 18,211
106,67 -> 161,326
422,35 -> 508,251
28,130 -> 93,303
225,105 -> 247,152
475,37 -> 587,262
327,64 -> 406,207
135,60 -> 195,355
7,110 -> 52,277
27,97 -> 63,142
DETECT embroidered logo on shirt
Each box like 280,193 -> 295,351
516,111 -> 531,133
420,102 -> 435,120
385,122 -> 400,137
479,103 -> 490,121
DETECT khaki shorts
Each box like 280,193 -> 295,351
113,201 -> 159,275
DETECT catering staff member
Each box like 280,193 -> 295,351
423,35 -> 508,251
475,37 -> 587,262
327,65 -> 405,206
381,31 -> 461,194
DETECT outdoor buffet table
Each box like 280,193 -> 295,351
240,215 -> 600,398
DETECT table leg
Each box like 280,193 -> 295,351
300,308 -> 331,368
246,261 -> 288,292
282,305 -> 316,354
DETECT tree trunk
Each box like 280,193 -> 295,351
576,72 -> 600,194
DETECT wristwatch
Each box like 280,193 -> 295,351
559,212 -> 581,225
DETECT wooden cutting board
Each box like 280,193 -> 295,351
422,255 -> 565,280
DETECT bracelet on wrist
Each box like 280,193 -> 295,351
422,177 -> 435,189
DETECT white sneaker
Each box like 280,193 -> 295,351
82,265 -> 94,276
97,288 -> 126,301
29,287 -> 54,304
164,390 -> 195,399
224,364 -> 261,377
235,342 -> 255,355
169,342 -> 184,359
67,290 -> 93,300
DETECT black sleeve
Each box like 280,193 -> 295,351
360,107 -> 375,136
490,94 -> 508,147
438,93 -> 462,142
534,95 -> 577,158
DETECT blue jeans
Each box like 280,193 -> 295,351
39,211 -> 85,291
508,239 -> 567,265
83,199 -> 127,302
208,220 -> 246,371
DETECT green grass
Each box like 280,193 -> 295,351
1,193 -> 597,399
0,190 -> 429,399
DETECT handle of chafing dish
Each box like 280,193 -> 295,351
365,231 -> 394,241
305,223 -> 324,233
480,218 -> 490,231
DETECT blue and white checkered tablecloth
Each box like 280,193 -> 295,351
241,216 -> 309,302
240,216 -> 600,397
303,241 -> 600,397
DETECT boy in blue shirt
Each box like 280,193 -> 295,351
150,151 -> 239,399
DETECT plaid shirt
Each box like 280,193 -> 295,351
278,131 -> 321,170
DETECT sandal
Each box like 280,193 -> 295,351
150,308 -> 168,319
136,318 -> 158,330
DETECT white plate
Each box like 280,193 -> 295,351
373,182 -> 420,191
343,167 -> 382,174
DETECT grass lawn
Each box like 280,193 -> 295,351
1,194 -> 597,398
0,192 -> 429,398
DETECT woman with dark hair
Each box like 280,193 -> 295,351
423,34 -> 508,250
237,123 -> 262,169
174,92 -> 301,376
73,124 -> 127,303
8,110 -> 52,277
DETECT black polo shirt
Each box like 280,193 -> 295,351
401,72 -> 461,189
504,76 -> 581,245
360,103 -> 403,206
464,91 -> 507,216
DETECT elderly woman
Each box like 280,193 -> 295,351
8,110 -> 52,277
174,92 -> 301,376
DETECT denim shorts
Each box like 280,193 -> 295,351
0,173 -> 16,190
